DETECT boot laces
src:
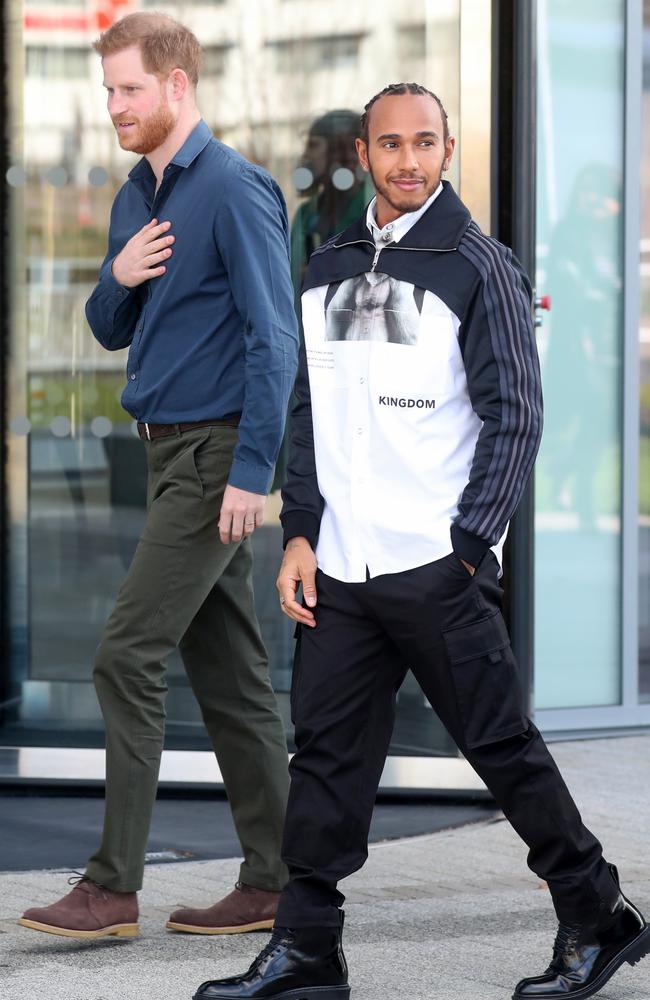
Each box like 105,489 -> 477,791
67,871 -> 109,900
252,927 -> 294,967
551,922 -> 581,964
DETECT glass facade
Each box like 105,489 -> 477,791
2,0 -> 648,762
3,0 -> 485,756
534,0 -> 625,710
641,0 -> 650,702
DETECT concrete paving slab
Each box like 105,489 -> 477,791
0,735 -> 648,1000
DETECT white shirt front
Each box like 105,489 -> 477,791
301,187 -> 506,583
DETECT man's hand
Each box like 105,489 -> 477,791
112,219 -> 175,288
218,485 -> 266,544
276,537 -> 318,627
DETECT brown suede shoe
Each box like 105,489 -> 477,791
166,881 -> 280,934
18,875 -> 139,939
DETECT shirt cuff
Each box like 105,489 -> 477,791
450,523 -> 491,568
99,259 -> 133,301
280,511 -> 320,550
227,458 -> 272,496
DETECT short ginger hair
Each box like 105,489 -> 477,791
93,12 -> 202,87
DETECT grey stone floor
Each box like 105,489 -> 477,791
1,735 -> 649,1000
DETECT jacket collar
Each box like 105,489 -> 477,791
330,180 -> 471,253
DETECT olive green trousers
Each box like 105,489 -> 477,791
85,424 -> 289,893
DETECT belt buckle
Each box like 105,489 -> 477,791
144,422 -> 151,441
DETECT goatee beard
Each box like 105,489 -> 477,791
368,162 -> 443,215
116,102 -> 175,155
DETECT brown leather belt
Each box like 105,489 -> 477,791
137,416 -> 240,441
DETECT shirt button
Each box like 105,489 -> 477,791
357,427 -> 363,435
130,373 -> 137,380
359,377 -> 365,384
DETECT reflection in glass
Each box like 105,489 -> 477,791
534,0 -> 624,709
5,0 -> 465,758
290,109 -> 370,290
543,164 -> 622,530
640,8 -> 650,702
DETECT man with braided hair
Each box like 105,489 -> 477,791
194,84 -> 648,1000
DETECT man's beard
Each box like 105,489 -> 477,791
368,159 -> 443,215
114,101 -> 175,155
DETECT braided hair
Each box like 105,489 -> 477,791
360,83 -> 449,145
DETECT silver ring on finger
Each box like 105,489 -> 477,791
279,596 -> 286,605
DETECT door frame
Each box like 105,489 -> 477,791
492,0 -> 538,718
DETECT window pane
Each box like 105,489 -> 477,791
5,0 -> 471,758
534,0 -> 625,708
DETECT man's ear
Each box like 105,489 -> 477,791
355,138 -> 370,173
443,135 -> 456,172
168,67 -> 189,102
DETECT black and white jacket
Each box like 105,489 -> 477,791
280,181 -> 543,582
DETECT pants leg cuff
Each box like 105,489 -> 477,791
84,865 -> 142,893
238,864 -> 288,893
275,901 -> 343,928
550,859 -> 619,923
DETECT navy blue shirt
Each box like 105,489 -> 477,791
85,119 -> 299,495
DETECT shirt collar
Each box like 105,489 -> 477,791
366,182 -> 444,244
171,118 -> 213,167
128,119 -> 213,181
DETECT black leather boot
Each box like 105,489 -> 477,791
192,913 -> 349,1000
513,865 -> 650,999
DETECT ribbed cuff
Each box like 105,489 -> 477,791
450,523 -> 491,568
280,511 -> 320,550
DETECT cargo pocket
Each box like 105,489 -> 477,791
289,622 -> 303,723
442,609 -> 526,749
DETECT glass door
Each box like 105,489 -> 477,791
533,0 -> 650,731
2,0 -> 501,786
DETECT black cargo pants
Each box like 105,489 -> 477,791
276,551 -> 616,927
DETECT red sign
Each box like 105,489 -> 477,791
25,0 -> 132,33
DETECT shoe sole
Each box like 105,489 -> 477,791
166,918 -> 275,935
193,987 -> 350,1000
512,922 -> 650,1000
17,918 -> 139,939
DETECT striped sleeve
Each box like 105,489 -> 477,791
280,342 -> 325,548
452,225 -> 544,567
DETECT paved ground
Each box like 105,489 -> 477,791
0,735 -> 649,1000
0,791 -> 495,872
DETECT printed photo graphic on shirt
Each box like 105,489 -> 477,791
324,275 -> 425,346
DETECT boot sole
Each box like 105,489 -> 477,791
512,922 -> 650,1000
17,918 -> 139,939
193,987 -> 350,1000
166,918 -> 274,934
